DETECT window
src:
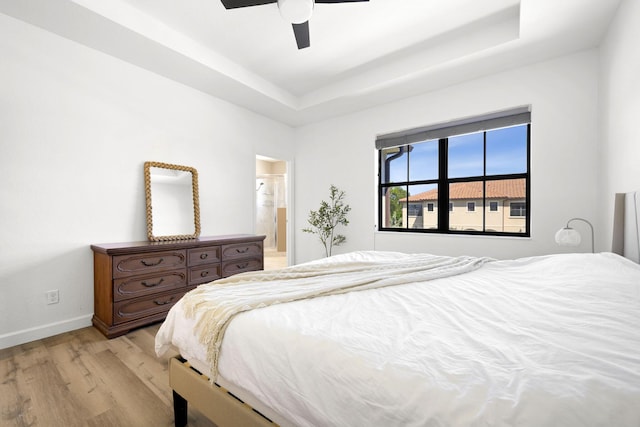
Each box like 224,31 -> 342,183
377,107 -> 530,236
510,202 -> 526,217
408,203 -> 423,217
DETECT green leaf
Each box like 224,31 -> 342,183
303,185 -> 351,257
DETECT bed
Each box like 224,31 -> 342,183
155,192 -> 640,427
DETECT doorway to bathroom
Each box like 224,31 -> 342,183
256,156 -> 288,270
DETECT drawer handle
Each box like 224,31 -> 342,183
236,262 -> 249,269
153,296 -> 175,306
141,278 -> 164,288
200,253 -> 208,260
235,247 -> 249,254
141,258 -> 164,267
200,271 -> 209,277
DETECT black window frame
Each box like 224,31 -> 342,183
377,111 -> 531,238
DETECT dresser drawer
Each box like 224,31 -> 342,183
222,257 -> 263,277
113,290 -> 185,325
189,264 -> 222,286
113,250 -> 186,278
222,241 -> 263,260
188,246 -> 221,266
113,271 -> 187,302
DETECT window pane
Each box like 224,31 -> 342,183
409,140 -> 438,181
485,178 -> 527,234
449,181 -> 483,231
381,186 -> 407,228
381,147 -> 408,184
510,202 -> 526,217
406,184 -> 438,230
448,132 -> 484,178
486,125 -> 528,175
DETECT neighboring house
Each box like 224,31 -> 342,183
401,180 -> 526,232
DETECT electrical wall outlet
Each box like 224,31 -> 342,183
46,289 -> 59,305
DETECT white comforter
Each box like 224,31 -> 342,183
156,251 -> 640,427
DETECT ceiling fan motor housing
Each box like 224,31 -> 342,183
277,0 -> 314,24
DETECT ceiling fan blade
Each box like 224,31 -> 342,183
220,0 -> 276,9
315,0 -> 369,3
292,22 -> 310,49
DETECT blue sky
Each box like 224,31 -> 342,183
385,125 -> 527,190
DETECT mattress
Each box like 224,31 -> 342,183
156,251 -> 640,426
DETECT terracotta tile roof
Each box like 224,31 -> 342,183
403,179 -> 525,202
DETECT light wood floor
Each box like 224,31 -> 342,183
0,323 -> 215,427
264,250 -> 287,270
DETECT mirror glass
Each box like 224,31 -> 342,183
144,161 -> 201,241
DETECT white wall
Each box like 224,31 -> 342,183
0,14 -> 294,348
599,0 -> 640,252
294,51 -> 601,263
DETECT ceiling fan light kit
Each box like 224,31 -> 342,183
220,0 -> 369,50
278,0 -> 314,24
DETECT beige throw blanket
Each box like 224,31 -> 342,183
181,252 -> 491,381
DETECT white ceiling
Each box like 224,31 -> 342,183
0,0 -> 621,126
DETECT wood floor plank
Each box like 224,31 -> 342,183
104,335 -> 174,407
0,324 -> 219,427
0,340 -> 50,427
46,338 -> 112,418
0,354 -> 36,427
125,324 -> 163,361
84,407 -> 133,427
20,356 -> 91,427
92,347 -> 174,426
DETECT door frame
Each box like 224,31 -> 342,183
255,155 -> 293,267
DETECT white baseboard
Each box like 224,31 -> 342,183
0,315 -> 93,350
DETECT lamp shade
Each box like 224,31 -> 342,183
555,227 -> 581,246
277,0 -> 314,24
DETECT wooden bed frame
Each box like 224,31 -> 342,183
170,356 -> 277,427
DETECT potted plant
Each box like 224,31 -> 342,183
302,185 -> 351,257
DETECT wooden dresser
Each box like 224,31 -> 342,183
91,234 -> 265,338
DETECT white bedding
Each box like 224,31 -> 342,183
156,251 -> 640,427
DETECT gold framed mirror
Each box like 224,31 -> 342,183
144,161 -> 201,241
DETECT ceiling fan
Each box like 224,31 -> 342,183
220,0 -> 369,50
